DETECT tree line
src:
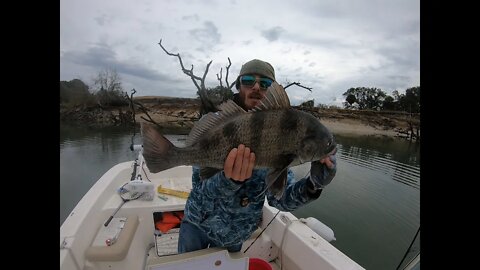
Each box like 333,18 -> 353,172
342,86 -> 420,113
60,68 -> 419,114
60,69 -> 128,108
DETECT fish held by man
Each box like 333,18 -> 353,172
141,82 -> 337,199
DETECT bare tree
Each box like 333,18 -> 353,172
124,88 -> 199,129
284,81 -> 313,92
158,39 -> 236,115
92,68 -> 127,107
124,89 -> 162,129
157,38 -> 316,118
93,68 -> 123,92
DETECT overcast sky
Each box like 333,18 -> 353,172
60,0 -> 419,106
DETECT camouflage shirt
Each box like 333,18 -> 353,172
183,166 -> 321,247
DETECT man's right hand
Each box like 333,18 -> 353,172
224,144 -> 256,182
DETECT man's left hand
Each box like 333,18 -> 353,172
310,154 -> 337,190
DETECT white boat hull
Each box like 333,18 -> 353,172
60,161 -> 365,270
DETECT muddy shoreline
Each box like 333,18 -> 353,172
60,96 -> 420,140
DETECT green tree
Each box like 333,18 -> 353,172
392,90 -> 401,101
402,86 -> 420,113
393,86 -> 420,113
300,99 -> 314,108
342,87 -> 387,110
345,94 -> 356,107
60,79 -> 95,106
382,95 -> 395,111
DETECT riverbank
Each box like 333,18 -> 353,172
132,112 -> 404,138
60,96 -> 420,140
322,119 -> 398,137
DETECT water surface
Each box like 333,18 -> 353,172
60,124 -> 420,270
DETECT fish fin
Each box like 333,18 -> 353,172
266,168 -> 289,200
217,99 -> 247,114
141,123 -> 178,173
249,82 -> 291,112
185,100 -> 246,146
199,167 -> 222,180
265,153 -> 296,199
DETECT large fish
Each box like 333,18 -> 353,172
141,82 -> 337,199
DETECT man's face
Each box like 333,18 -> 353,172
238,74 -> 273,110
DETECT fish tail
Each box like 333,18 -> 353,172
141,123 -> 178,173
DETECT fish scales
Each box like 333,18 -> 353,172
141,82 -> 336,198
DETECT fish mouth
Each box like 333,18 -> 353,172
312,138 -> 337,162
327,145 -> 337,156
325,137 -> 337,156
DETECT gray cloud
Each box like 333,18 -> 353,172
377,45 -> 419,70
182,14 -> 200,21
261,26 -> 285,42
189,21 -> 221,50
94,14 -> 109,26
60,0 -> 419,104
62,44 -> 180,83
293,35 -> 356,50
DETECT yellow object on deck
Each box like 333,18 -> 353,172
157,185 -> 190,199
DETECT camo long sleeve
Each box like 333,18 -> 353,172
190,166 -> 243,198
266,170 -> 322,212
183,166 -> 321,247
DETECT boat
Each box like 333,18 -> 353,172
60,144 -> 367,270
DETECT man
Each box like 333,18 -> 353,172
178,59 -> 337,253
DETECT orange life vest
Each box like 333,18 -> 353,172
155,211 -> 184,233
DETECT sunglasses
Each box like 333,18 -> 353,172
240,75 -> 273,90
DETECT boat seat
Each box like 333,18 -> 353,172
85,215 -> 139,261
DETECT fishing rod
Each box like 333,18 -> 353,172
395,226 -> 420,270
103,183 -> 143,227
104,89 -> 154,227
130,144 -> 144,181
103,145 -> 147,227
243,209 -> 281,254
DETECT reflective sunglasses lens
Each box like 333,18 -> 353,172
241,75 -> 255,86
259,78 -> 273,89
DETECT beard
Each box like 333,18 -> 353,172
248,92 -> 264,100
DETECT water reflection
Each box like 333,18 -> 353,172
335,134 -> 420,166
60,124 -> 139,226
335,135 -> 420,189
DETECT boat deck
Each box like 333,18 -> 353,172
150,227 -> 280,269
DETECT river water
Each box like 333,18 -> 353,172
60,123 -> 420,270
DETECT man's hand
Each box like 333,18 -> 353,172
224,144 -> 256,182
310,154 -> 337,190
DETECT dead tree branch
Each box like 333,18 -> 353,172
125,90 -> 163,129
284,82 -> 313,92
158,39 -> 216,115
216,68 -> 223,88
225,57 -> 236,90
215,57 -> 236,90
